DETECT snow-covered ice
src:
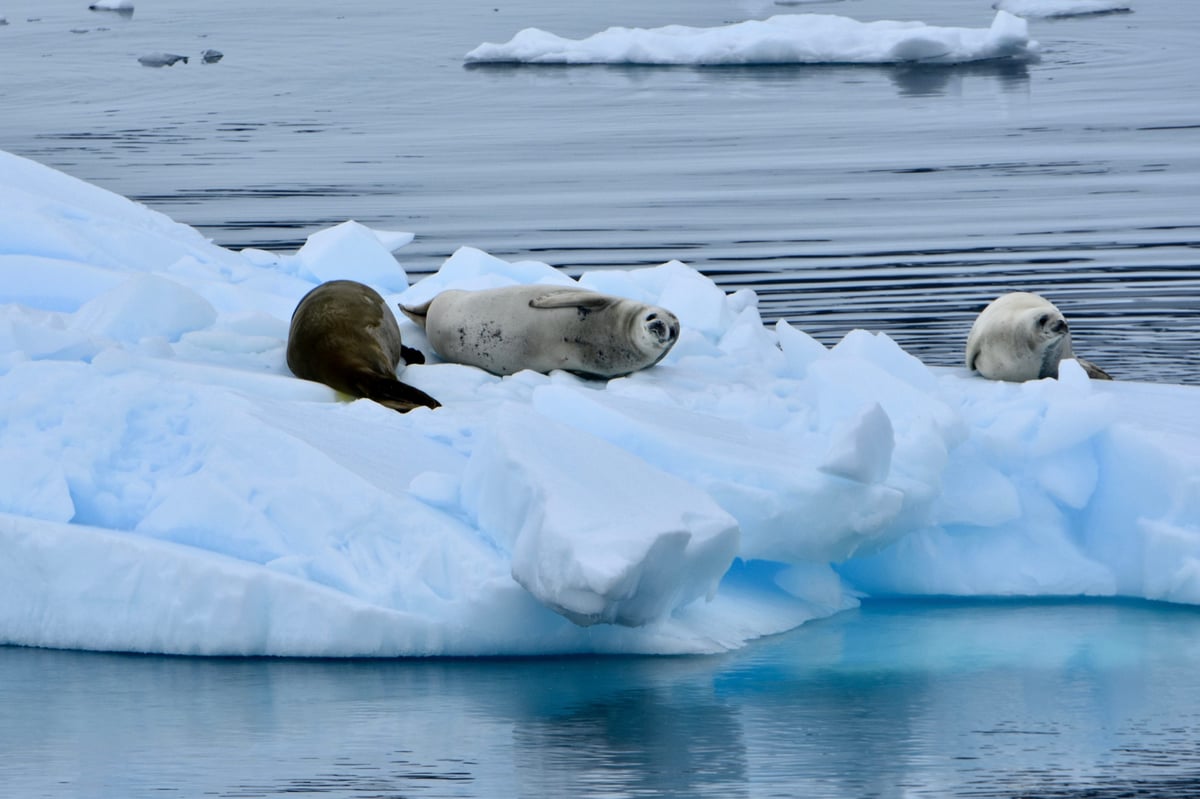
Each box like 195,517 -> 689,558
994,0 -> 1131,19
2,148 -> 1198,657
465,11 -> 1037,66
88,0 -> 134,11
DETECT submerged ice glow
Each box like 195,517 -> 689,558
1,148 -> 1198,657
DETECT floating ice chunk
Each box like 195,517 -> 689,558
1034,442 -> 1099,510
4,148 -> 1200,658
460,405 -> 739,626
1142,498 -> 1200,604
0,257 -> 124,314
934,451 -> 1021,528
772,561 -> 860,616
89,0 -> 134,9
370,228 -> 415,252
0,451 -> 74,523
530,384 -> 907,564
838,520 -> 1118,598
71,274 -> 216,344
397,246 -> 574,307
465,11 -> 1038,66
820,402 -> 895,484
777,319 -> 828,378
138,53 -> 188,67
293,220 -> 411,292
994,0 -> 1131,18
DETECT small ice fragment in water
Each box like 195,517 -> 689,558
201,49 -> 224,64
138,53 -> 189,67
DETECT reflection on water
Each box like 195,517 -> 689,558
5,599 -> 1200,798
1,0 -> 1197,383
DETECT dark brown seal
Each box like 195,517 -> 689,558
287,280 -> 440,412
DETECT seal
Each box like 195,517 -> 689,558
287,280 -> 440,412
400,285 -> 680,378
965,291 -> 1111,382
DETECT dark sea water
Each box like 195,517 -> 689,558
5,600 -> 1200,798
1,0 -> 1197,382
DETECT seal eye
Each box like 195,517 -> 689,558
1037,314 -> 1050,328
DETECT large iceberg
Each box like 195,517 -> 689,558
465,11 -> 1037,66
1,149 -> 1198,657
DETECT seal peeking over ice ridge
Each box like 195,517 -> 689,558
287,280 -> 440,412
400,285 -> 680,379
966,291 -> 1111,382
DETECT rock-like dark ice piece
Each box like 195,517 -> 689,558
201,49 -> 224,64
138,53 -> 189,67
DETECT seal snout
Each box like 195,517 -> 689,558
644,311 -> 680,345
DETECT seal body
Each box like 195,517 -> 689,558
287,280 -> 439,412
965,291 -> 1111,382
400,285 -> 680,379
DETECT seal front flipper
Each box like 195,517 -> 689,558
351,374 -> 441,412
528,289 -> 614,311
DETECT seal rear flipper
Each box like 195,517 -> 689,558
353,374 -> 441,412
400,345 -> 426,365
1077,358 -> 1113,381
398,299 -> 432,328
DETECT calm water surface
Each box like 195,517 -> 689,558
4,600 -> 1200,798
1,0 -> 1197,381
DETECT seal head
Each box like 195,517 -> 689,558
287,280 -> 440,412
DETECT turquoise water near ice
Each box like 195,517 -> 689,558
4,599 -> 1200,798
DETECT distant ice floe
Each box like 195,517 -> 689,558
465,11 -> 1038,66
89,0 -> 134,10
994,0 -> 1131,18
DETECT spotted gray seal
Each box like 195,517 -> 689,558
399,285 -> 680,378
965,291 -> 1111,382
287,280 -> 440,412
